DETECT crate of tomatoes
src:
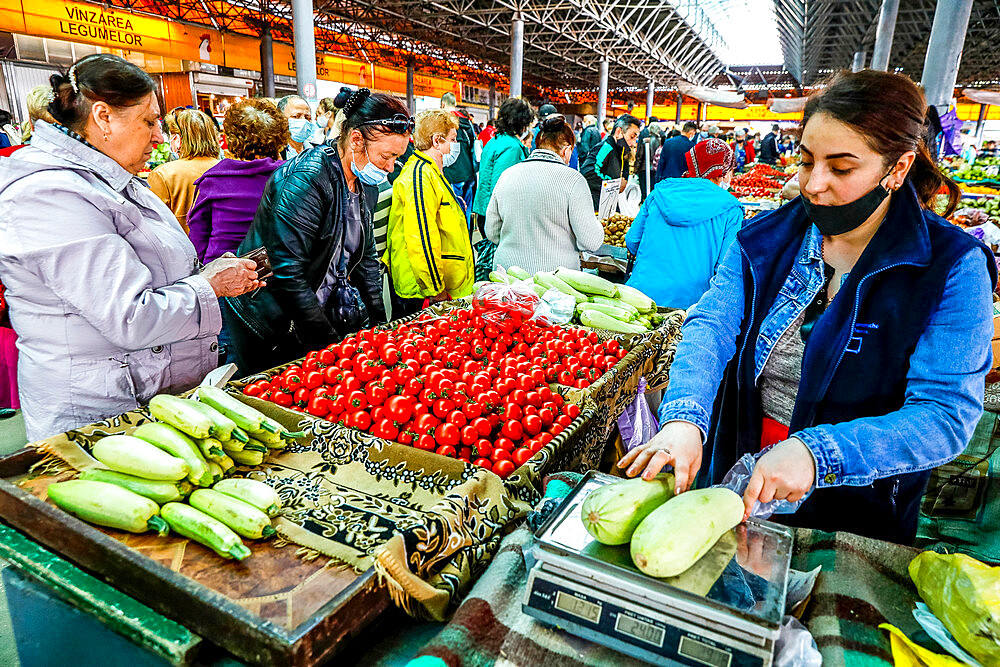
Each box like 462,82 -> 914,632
237,302 -> 620,480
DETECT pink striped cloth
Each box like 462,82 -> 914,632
0,326 -> 18,409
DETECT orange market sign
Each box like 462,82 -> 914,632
16,0 -> 222,64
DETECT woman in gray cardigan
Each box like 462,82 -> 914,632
0,55 -> 261,440
486,114 -> 604,274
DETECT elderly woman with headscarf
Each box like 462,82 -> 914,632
625,138 -> 743,310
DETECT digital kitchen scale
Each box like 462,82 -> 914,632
523,471 -> 793,667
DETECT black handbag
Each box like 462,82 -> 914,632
317,144 -> 370,339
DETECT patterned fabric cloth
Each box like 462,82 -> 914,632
412,475 -> 923,667
567,309 -> 686,470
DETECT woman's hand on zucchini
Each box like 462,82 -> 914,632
617,421 -> 703,493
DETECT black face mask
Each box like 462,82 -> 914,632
615,135 -> 629,149
801,171 -> 893,237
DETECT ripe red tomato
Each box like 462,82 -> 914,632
522,414 -> 542,436
365,382 -> 388,406
473,458 -> 492,468
493,438 -> 514,452
512,447 -> 533,466
461,425 -> 479,446
415,434 -> 436,451
435,444 -> 457,458
492,459 -> 515,478
303,371 -> 324,390
306,396 -> 331,417
435,422 -> 460,447
490,447 -> 511,463
447,410 -> 467,428
470,417 -> 491,437
565,403 -> 581,419
273,391 -> 293,408
501,420 -> 523,441
372,419 -> 399,440
347,410 -> 372,431
380,345 -> 400,366
461,401 -> 482,419
347,391 -> 367,410
385,395 -> 413,423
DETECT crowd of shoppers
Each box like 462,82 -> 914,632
148,107 -> 220,233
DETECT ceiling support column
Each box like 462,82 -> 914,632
597,58 -> 609,130
646,79 -> 655,122
291,0 -> 317,103
870,0 -> 899,71
851,51 -> 866,72
921,0 -> 975,113
510,16 -> 524,98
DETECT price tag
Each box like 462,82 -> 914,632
598,179 -> 621,220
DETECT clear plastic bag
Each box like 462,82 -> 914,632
471,280 -> 540,324
617,377 -> 659,451
774,616 -> 822,667
531,287 -> 576,326
717,452 -> 811,520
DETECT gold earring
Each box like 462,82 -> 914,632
103,133 -> 109,142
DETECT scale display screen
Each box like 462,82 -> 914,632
614,613 -> 665,647
554,591 -> 602,623
679,635 -> 733,667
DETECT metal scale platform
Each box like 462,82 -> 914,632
523,471 -> 794,667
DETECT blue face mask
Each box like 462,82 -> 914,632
351,143 -> 389,186
288,117 -> 314,144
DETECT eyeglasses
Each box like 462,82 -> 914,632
540,114 -> 567,131
359,113 -> 415,135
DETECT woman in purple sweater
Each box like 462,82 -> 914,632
188,99 -> 287,362
188,99 -> 288,263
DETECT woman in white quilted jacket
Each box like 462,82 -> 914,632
0,54 -> 262,441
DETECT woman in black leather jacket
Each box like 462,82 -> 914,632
225,88 -> 413,374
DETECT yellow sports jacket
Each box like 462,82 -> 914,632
386,150 -> 475,299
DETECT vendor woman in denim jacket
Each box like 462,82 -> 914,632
620,70 -> 997,544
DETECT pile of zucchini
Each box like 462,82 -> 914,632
46,387 -> 302,560
483,266 -> 664,334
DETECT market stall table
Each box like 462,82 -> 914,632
0,381 -> 597,659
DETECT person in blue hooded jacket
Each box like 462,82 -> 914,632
625,137 -> 741,310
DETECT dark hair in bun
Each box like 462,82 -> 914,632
48,54 -> 156,132
333,86 -> 410,151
